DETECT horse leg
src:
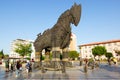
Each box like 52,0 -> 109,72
61,48 -> 70,73
52,47 -> 62,70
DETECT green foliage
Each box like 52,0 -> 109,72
26,57 -> 30,60
26,53 -> 31,57
41,55 -> 45,60
4,54 -> 9,59
105,52 -> 113,59
92,46 -> 107,57
49,53 -> 53,60
0,50 -> 4,59
68,51 -> 79,60
89,58 -> 94,62
15,43 -> 33,57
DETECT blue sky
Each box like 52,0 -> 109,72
0,0 -> 120,54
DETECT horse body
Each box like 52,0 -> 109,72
34,21 -> 71,52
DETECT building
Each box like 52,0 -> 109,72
69,33 -> 77,51
79,39 -> 120,59
9,39 -> 35,59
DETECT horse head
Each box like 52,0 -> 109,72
70,3 -> 81,26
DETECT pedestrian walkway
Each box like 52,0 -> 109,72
0,63 -> 120,80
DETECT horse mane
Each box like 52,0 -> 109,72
57,10 -> 70,23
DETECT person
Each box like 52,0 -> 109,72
19,60 -> 22,71
5,59 -> 9,72
79,58 -> 83,66
10,62 -> 14,71
29,61 -> 32,72
31,59 -> 34,71
15,61 -> 20,77
84,58 -> 88,65
84,58 -> 88,72
26,60 -> 30,73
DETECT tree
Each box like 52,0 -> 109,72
0,50 -> 4,59
105,52 -> 113,59
4,54 -> 9,59
68,51 -> 79,60
92,46 -> 107,57
105,52 -> 113,65
92,46 -> 107,64
15,43 -> 33,59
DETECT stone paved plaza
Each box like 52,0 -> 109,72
0,62 -> 120,80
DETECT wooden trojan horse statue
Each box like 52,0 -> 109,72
34,3 -> 81,72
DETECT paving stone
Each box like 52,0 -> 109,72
0,62 -> 120,80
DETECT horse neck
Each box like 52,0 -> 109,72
57,13 -> 73,24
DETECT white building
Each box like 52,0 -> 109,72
79,39 -> 120,59
9,39 -> 35,59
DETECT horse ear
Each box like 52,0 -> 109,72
70,3 -> 80,13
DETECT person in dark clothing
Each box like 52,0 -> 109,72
10,63 -> 14,71
5,60 -> 9,72
29,62 -> 32,72
15,61 -> 20,77
16,61 -> 20,70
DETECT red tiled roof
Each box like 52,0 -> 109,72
79,39 -> 120,47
